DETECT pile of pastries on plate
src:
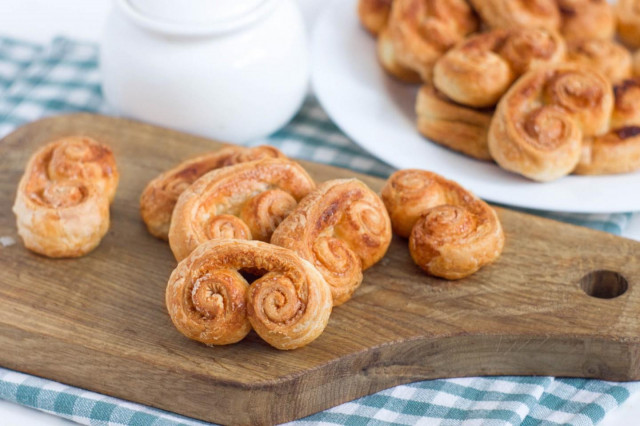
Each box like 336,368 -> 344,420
13,137 -> 504,349
359,0 -> 640,181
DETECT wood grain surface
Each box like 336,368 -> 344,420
1,114 -> 639,425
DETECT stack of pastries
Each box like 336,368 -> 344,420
359,0 -> 640,181
141,145 -> 503,350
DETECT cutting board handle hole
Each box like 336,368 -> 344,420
580,270 -> 628,299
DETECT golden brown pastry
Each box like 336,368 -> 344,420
575,127 -> 640,175
358,0 -> 393,36
12,137 -> 118,258
169,158 -> 315,261
377,29 -> 422,83
415,84 -> 493,160
166,239 -> 332,350
611,78 -> 640,129
557,0 -> 615,41
386,0 -> 478,81
634,50 -> 640,76
616,0 -> 640,49
271,179 -> 391,306
567,39 -> 632,83
433,28 -> 566,107
140,145 -> 284,241
469,0 -> 560,32
381,169 -> 504,279
488,65 -> 613,181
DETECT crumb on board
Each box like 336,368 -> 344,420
0,236 -> 16,247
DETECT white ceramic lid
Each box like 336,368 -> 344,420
127,0 -> 266,26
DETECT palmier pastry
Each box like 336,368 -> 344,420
576,78 -> 640,175
358,0 -> 393,36
469,0 -> 560,32
166,239 -> 332,350
616,0 -> 640,49
611,78 -> 640,129
575,128 -> 640,175
13,136 -> 118,257
557,0 -> 615,41
415,84 -> 493,160
433,28 -> 566,107
377,29 -> 422,83
634,50 -> 640,77
488,65 -> 613,181
381,169 -> 504,280
140,145 -> 284,241
386,0 -> 478,81
169,158 -> 315,261
271,179 -> 392,306
567,39 -> 632,83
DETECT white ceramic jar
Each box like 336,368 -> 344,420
100,0 -> 309,142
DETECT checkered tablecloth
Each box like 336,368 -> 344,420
1,35 -> 639,426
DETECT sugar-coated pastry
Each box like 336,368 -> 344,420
575,127 -> 640,175
469,0 -> 560,32
433,28 -> 566,107
557,0 -> 615,41
381,169 -> 504,279
488,65 -> 613,181
634,50 -> 640,77
611,78 -> 640,129
377,29 -> 422,83
271,179 -> 391,306
567,39 -> 632,83
617,0 -> 640,49
13,137 -> 118,258
169,158 -> 315,261
140,145 -> 284,241
358,0 -> 393,36
386,0 -> 478,81
415,84 -> 493,160
166,239 -> 332,350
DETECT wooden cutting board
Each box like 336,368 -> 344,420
1,114 -> 639,425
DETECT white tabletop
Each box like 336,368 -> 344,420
1,1 -> 638,424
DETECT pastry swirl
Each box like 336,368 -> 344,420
381,169 -> 504,280
169,158 -> 315,261
488,65 -> 613,181
575,127 -> 640,175
567,39 -> 632,84
616,0 -> 640,49
271,179 -> 392,306
469,0 -> 560,32
557,0 -> 615,41
386,0 -> 478,81
358,0 -> 393,36
166,239 -> 332,350
433,28 -> 566,107
377,28 -> 422,83
415,84 -> 493,160
611,78 -> 640,129
12,137 -> 118,258
140,145 -> 284,240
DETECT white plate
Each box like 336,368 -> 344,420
311,0 -> 640,213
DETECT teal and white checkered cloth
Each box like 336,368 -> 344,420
1,36 -> 639,426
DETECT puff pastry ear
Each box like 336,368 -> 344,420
385,0 -> 478,81
567,39 -> 632,84
488,65 -> 613,181
415,84 -> 493,161
168,158 -> 315,261
140,145 -> 285,240
271,179 -> 392,306
617,0 -> 640,49
557,0 -> 615,41
358,0 -> 393,36
166,239 -> 333,350
469,0 -> 560,32
382,169 -> 504,280
433,28 -> 566,108
12,137 -> 118,258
